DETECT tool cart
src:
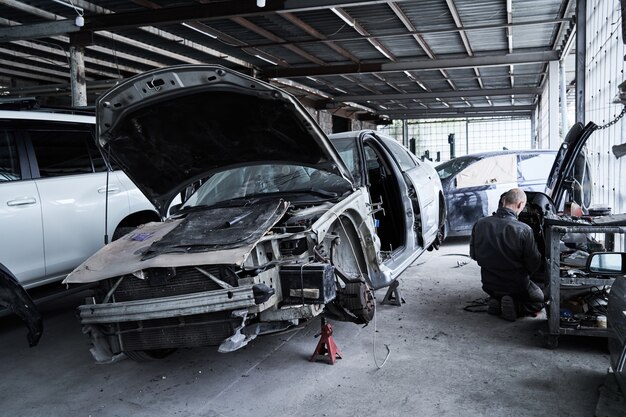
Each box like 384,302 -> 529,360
543,221 -> 626,349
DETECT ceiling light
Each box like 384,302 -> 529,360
331,8 -> 355,27
255,54 -> 278,65
306,76 -> 321,83
373,44 -> 393,60
416,81 -> 428,91
403,71 -> 415,80
182,23 -> 218,39
257,0 -> 266,7
333,87 -> 348,94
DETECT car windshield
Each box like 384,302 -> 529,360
182,163 -> 352,208
436,156 -> 479,180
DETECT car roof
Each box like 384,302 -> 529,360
0,109 -> 95,123
436,149 -> 556,167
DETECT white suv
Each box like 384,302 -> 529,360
0,108 -> 160,290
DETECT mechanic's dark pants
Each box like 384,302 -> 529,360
485,281 -> 545,316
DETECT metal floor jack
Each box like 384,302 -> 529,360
310,318 -> 342,365
381,279 -> 404,306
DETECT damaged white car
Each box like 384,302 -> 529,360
64,65 -> 443,361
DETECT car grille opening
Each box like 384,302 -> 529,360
117,312 -> 238,350
112,265 -> 238,302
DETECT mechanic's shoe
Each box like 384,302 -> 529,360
487,298 -> 501,316
500,296 -> 516,322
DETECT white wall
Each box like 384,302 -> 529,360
585,0 -> 626,215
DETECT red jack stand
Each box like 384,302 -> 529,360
310,318 -> 343,365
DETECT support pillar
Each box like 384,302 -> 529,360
548,60 -> 560,149
70,44 -> 87,107
69,32 -> 92,107
560,60 -> 568,140
575,0 -> 586,124
402,119 -> 408,147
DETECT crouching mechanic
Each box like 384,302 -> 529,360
470,188 -> 544,321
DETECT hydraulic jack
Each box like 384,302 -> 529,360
310,318 -> 342,365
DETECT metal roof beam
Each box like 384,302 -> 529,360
332,87 -> 541,102
386,111 -> 531,120
280,12 -> 359,63
0,20 -> 80,42
0,67 -> 65,83
83,0 -> 419,31
381,104 -> 534,114
266,51 -> 560,77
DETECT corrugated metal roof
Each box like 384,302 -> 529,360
0,0 -> 575,120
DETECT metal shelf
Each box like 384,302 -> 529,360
544,224 -> 625,349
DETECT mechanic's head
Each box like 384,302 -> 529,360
502,188 -> 527,215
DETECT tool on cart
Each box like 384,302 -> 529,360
310,318 -> 343,365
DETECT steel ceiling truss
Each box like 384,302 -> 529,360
0,0 -> 573,120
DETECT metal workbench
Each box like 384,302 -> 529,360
543,222 -> 626,349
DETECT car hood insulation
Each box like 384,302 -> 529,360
64,200 -> 289,284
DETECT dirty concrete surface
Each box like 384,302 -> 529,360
0,238 -> 610,417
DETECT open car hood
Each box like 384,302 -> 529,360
97,65 -> 352,217
545,121 -> 597,208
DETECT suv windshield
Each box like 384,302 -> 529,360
436,156 -> 480,180
182,164 -> 351,208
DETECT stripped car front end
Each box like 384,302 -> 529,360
64,65 -> 390,361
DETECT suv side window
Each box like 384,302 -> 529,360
0,130 -> 21,182
29,129 -> 106,177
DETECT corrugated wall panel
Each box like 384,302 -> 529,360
585,0 -> 625,215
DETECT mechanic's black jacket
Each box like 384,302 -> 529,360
469,207 -> 542,294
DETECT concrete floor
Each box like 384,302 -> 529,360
0,238 -> 611,417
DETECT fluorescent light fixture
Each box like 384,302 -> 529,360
333,87 -> 348,94
255,54 -> 278,65
331,8 -> 355,27
403,71 -> 415,80
435,98 -> 450,108
306,76 -> 321,83
52,0 -> 83,13
182,23 -> 218,39
373,44 -> 393,60
379,105 -> 388,110
416,81 -> 428,91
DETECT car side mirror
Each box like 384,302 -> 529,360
586,252 -> 626,275
169,203 -> 182,216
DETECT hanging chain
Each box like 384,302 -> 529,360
597,106 -> 626,130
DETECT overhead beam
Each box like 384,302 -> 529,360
234,19 -> 570,50
332,87 -> 541,102
0,20 -> 80,42
84,0 -> 416,31
267,51 -> 560,78
380,105 -> 535,116
385,111 -> 532,120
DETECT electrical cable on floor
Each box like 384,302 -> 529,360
371,300 -> 390,369
332,213 -> 391,369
